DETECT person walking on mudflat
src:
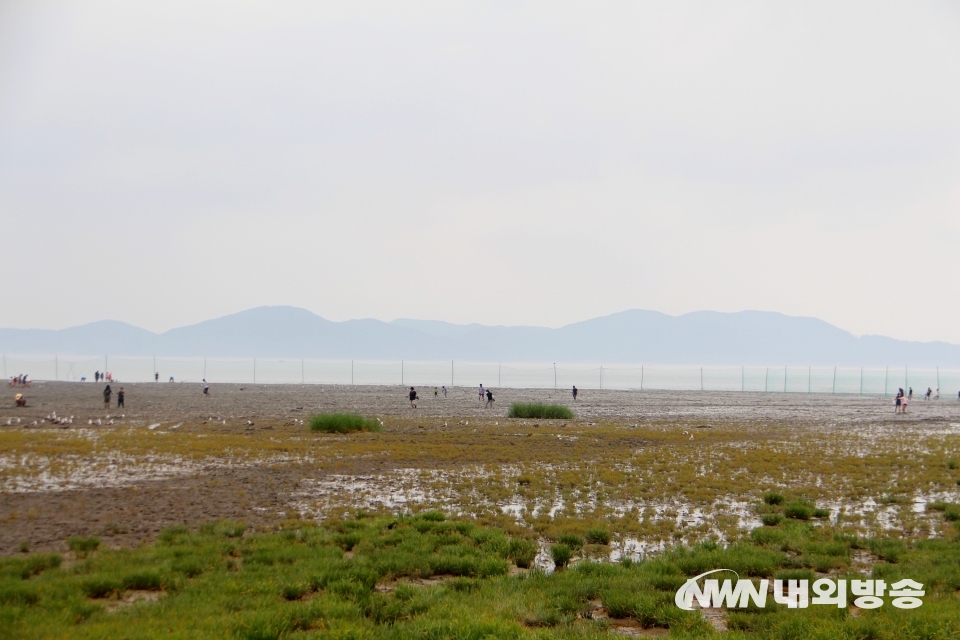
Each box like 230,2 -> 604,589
103,385 -> 112,409
117,387 -> 125,408
485,389 -> 495,408
572,385 -> 578,401
409,387 -> 419,408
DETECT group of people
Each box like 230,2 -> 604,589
8,374 -> 29,386
102,384 -> 125,408
94,371 -> 113,383
894,388 -> 910,413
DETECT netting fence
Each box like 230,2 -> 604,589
2,355 -> 958,396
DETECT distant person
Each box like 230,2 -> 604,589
925,387 -> 932,400
103,384 -> 112,409
902,395 -> 909,413
155,372 -> 159,382
409,387 -> 419,408
203,379 -> 209,396
442,386 -> 447,398
169,376 -> 174,382
935,388 -> 940,400
572,385 -> 578,401
117,387 -> 125,408
14,393 -> 26,407
908,387 -> 913,401
485,389 -> 495,408
80,376 -> 86,382
95,371 -> 100,382
895,395 -> 902,413
478,384 -> 485,403
434,387 -> 439,398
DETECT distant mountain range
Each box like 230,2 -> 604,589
1,306 -> 959,366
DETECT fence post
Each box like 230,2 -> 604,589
832,366 -> 836,394
764,367 -> 769,392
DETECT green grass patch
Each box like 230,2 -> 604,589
762,492 -> 786,506
308,413 -> 382,434
585,528 -> 611,545
66,536 -> 100,556
508,403 -> 574,420
2,515 -> 960,639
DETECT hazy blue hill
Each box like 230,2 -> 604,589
2,306 -> 960,366
0,320 -> 157,356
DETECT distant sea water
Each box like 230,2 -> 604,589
3,355 -> 956,395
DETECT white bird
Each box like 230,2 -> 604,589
88,419 -> 93,425
689,434 -> 694,440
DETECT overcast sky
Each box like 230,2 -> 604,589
2,1 -> 959,341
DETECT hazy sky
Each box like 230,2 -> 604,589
2,1 -> 959,341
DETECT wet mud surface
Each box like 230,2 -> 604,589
3,382 -> 960,556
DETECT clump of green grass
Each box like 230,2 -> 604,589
763,492 -> 786,506
67,536 -> 100,556
557,533 -> 584,551
308,413 -> 381,433
551,543 -> 572,568
508,403 -> 574,420
761,513 -> 784,526
585,528 -> 611,545
784,500 -> 814,520
508,539 -> 537,568
947,459 -> 958,470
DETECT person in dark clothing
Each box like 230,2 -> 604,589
117,387 -> 125,408
485,389 -> 494,408
572,385 -> 578,401
409,387 -> 418,408
155,372 -> 159,382
95,371 -> 100,382
103,385 -> 112,409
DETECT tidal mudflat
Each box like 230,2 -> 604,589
2,383 -> 959,638
2,383 -> 960,554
